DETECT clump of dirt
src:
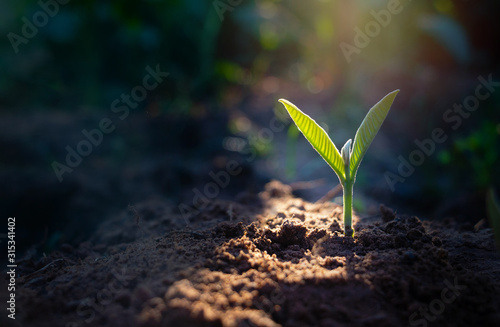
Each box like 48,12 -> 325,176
4,180 -> 500,327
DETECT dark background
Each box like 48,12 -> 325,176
0,0 -> 499,256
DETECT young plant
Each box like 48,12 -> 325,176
279,90 -> 399,237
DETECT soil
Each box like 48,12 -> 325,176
3,180 -> 499,327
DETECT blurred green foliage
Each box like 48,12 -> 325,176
438,121 -> 500,191
1,0 -> 499,215
1,0 -> 226,108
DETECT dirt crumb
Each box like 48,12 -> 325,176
9,180 -> 500,327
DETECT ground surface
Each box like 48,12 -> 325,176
2,180 -> 500,327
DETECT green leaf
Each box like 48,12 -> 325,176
279,99 -> 345,184
350,90 -> 399,179
341,139 -> 352,167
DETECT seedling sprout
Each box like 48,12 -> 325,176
279,90 -> 399,236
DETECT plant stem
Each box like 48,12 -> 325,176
343,157 -> 353,237
343,181 -> 353,237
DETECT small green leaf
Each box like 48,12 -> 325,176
350,90 -> 399,179
279,99 -> 345,184
341,139 -> 352,167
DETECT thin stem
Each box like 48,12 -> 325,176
343,181 -> 354,237
343,155 -> 354,237
340,139 -> 354,237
